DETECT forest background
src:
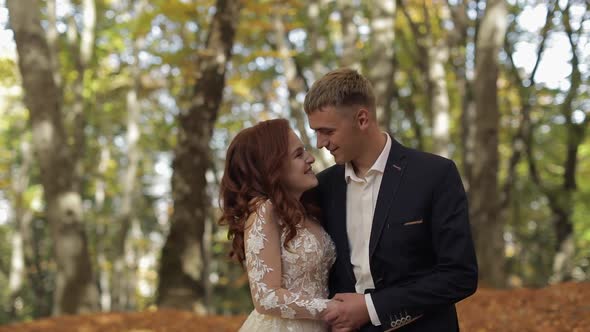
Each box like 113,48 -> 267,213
0,0 -> 588,328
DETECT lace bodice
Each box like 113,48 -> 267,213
244,200 -> 336,320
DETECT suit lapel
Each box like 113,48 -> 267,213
331,166 -> 356,284
369,139 -> 407,259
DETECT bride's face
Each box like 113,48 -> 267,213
280,129 -> 318,198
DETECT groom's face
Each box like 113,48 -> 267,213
308,106 -> 360,165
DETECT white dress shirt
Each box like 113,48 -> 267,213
345,133 -> 391,326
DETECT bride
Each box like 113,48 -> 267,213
219,119 -> 341,331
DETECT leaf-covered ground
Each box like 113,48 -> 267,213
1,282 -> 588,332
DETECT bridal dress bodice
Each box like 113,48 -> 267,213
239,200 -> 336,332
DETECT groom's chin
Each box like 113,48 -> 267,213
332,157 -> 346,165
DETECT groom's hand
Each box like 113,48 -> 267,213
323,293 -> 370,330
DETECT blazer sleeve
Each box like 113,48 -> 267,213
370,160 -> 478,328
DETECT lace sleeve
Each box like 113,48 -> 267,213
243,200 -> 330,320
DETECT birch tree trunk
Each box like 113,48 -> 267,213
111,0 -> 146,311
95,140 -> 111,311
428,41 -> 451,158
470,0 -> 507,288
7,0 -> 99,315
423,3 -> 452,158
7,141 -> 33,319
157,0 -> 240,312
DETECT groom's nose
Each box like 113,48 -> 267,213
316,134 -> 328,149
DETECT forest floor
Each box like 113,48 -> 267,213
1,281 -> 588,332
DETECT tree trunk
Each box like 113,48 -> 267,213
338,0 -> 360,70
392,8 -> 426,148
157,0 -> 240,312
550,206 -> 575,282
7,141 -> 33,319
67,0 -> 96,192
368,0 -> 396,130
470,0 -> 507,288
428,40 -> 451,158
95,140 -> 111,311
306,1 -> 327,80
7,0 -> 99,315
8,216 -> 27,320
446,0 -> 474,190
271,14 -> 330,170
27,219 -> 53,318
45,0 -> 62,91
111,0 -> 145,311
122,218 -> 141,310
111,83 -> 141,312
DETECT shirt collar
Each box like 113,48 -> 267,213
345,133 -> 392,183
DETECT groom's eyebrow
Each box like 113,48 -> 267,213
291,146 -> 304,156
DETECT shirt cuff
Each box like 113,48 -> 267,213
365,293 -> 381,326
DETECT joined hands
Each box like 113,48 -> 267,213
322,293 -> 370,332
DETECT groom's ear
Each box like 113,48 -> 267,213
355,108 -> 370,129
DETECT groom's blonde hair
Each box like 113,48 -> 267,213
303,68 -> 376,114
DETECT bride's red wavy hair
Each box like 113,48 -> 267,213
218,119 -> 320,264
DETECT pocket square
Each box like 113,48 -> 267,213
403,220 -> 423,226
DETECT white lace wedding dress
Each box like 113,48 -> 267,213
239,200 -> 336,332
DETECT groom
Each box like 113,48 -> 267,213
304,69 -> 478,331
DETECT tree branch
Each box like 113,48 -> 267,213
398,0 -> 427,67
500,0 -> 556,207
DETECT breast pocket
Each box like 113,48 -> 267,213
397,218 -> 430,256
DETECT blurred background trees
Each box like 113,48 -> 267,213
0,0 -> 588,324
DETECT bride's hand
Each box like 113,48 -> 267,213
327,304 -> 355,332
323,299 -> 357,332
322,299 -> 342,324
